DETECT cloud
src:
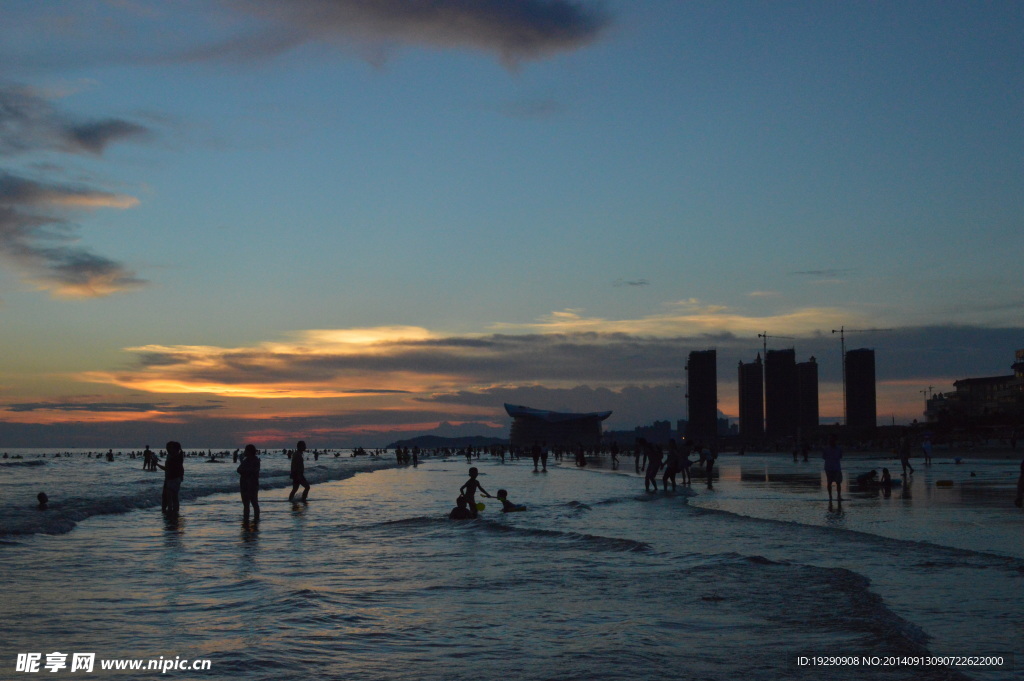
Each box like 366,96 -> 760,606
228,0 -> 610,65
489,301 -> 863,337
789,268 -> 853,280
0,171 -> 145,297
5,401 -> 222,414
0,84 -> 151,156
613,278 -> 649,287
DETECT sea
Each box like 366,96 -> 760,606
1,447 -> 1021,680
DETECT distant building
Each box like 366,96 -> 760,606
505,404 -> 612,449
925,349 -> 1024,428
738,355 -> 764,443
797,356 -> 819,438
845,348 -> 876,431
765,349 -> 798,440
686,349 -> 718,442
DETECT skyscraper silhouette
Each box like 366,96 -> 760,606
686,350 -> 718,442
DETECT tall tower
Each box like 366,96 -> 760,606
796,356 -> 819,439
738,355 -> 764,444
845,348 -> 876,431
686,349 -> 718,442
765,348 -> 798,441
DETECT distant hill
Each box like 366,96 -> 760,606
385,435 -> 508,450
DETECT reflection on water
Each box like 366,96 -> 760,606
1,454 -> 1020,681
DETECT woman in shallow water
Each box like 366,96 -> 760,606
237,444 -> 261,520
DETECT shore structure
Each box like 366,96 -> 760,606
505,404 -> 612,450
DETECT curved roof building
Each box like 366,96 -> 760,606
504,404 -> 612,449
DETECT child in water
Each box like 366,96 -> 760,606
449,495 -> 474,520
459,467 -> 491,518
495,489 -> 526,513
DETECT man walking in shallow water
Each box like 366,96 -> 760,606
289,440 -> 311,502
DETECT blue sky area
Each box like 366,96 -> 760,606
0,1 -> 1021,447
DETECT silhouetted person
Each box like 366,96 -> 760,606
856,470 -> 878,486
143,445 -> 155,471
460,467 -> 490,518
156,441 -> 184,514
449,495 -> 473,520
289,440 -> 310,502
644,443 -> 663,492
496,488 -> 526,512
37,492 -> 48,510
822,434 -> 842,503
531,442 -> 541,472
899,435 -> 914,476
237,444 -> 261,520
680,443 -> 693,485
704,446 -> 717,487
662,440 -> 680,491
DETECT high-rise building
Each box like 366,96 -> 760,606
845,348 -> 876,431
738,355 -> 764,443
765,348 -> 798,440
686,349 -> 717,442
796,356 -> 819,437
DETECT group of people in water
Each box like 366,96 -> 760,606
450,466 -> 526,519
31,435 -> 1024,519
146,439 -> 314,520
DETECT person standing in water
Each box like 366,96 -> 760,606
156,441 -> 185,514
822,434 -> 843,503
644,442 -> 663,493
459,467 -> 491,518
898,434 -> 914,476
237,444 -> 261,520
289,440 -> 311,502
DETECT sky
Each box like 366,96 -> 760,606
0,0 -> 1021,448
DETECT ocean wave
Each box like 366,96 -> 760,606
475,521 -> 652,553
680,554 -> 976,680
0,460 -> 47,467
0,460 -> 394,539
687,501 -> 1024,572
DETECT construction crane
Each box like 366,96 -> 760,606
831,326 -> 894,425
757,331 -> 795,358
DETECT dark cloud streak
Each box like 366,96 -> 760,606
0,85 -> 150,156
232,0 -> 610,65
0,171 -> 145,297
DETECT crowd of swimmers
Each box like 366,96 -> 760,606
24,436 -> 1024,518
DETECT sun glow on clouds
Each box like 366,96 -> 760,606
75,302 -> 870,404
79,327 -> 455,399
491,301 -> 864,337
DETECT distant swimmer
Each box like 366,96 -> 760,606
237,444 -> 261,520
496,489 -> 526,513
288,440 -> 311,502
37,492 -> 48,510
449,495 -> 474,520
459,467 -> 491,518
822,434 -> 843,503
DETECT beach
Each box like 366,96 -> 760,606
2,448 -> 1021,680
